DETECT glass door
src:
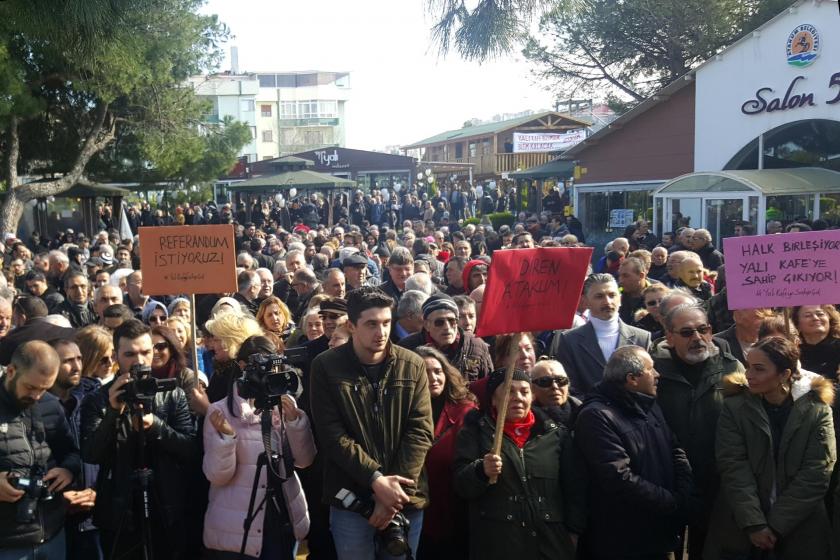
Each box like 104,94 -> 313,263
666,197 -> 702,232
705,198 -> 744,245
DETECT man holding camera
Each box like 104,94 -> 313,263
0,340 -> 80,559
80,319 -> 196,560
311,286 -> 433,560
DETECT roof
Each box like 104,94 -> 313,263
563,0 -> 835,160
57,183 -> 132,198
228,169 -> 355,192
510,158 -> 575,179
655,168 -> 840,196
403,111 -> 591,149
274,156 -> 314,167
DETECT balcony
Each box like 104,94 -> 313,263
421,152 -> 555,176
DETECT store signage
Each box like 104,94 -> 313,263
512,130 -> 586,153
609,209 -> 634,229
786,24 -> 820,68
741,72 -> 840,115
312,149 -> 350,169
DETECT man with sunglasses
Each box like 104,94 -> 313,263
651,303 -> 743,559
398,293 -> 493,381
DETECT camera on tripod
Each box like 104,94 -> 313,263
335,488 -> 411,557
9,466 -> 54,523
118,364 -> 178,405
236,351 -> 303,411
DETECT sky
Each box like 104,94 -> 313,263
201,0 -> 556,151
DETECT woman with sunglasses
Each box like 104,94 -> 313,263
705,336 -> 835,560
633,284 -> 670,337
454,367 -> 585,560
530,358 -> 579,428
414,346 -> 478,560
150,325 -> 200,395
142,300 -> 168,327
77,324 -> 116,384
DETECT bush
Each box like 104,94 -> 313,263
486,211 -> 514,230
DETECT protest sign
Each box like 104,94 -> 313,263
139,225 -> 237,296
723,229 -> 840,310
475,247 -> 593,337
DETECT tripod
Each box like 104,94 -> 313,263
239,408 -> 292,559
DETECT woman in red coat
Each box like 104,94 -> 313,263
415,345 -> 478,560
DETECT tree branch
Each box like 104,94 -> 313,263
5,116 -> 19,191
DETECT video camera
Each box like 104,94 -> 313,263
9,466 -> 54,523
118,364 -> 178,406
236,349 -> 305,411
335,488 -> 411,557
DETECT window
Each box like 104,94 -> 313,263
258,74 -> 276,88
249,126 -> 257,140
279,100 -> 340,120
296,74 -> 317,87
276,74 -> 296,87
454,143 -> 464,159
280,101 -> 297,119
242,99 -> 255,112
262,130 -> 273,143
260,105 -> 272,117
335,74 -> 350,88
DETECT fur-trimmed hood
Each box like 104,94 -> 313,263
722,368 -> 835,405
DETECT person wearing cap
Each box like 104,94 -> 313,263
399,293 -> 493,382
574,346 -> 692,560
453,367 -> 585,560
461,259 -> 488,295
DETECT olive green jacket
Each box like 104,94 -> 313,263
704,372 -> 836,560
309,341 -> 434,508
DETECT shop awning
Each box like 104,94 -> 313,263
655,167 -> 840,195
227,169 -> 356,193
510,158 -> 575,179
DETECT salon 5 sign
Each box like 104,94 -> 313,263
741,72 -> 840,116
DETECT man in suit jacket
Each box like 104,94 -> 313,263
550,273 -> 651,397
712,307 -> 769,368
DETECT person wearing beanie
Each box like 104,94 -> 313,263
453,366 -> 585,560
461,259 -> 488,294
398,293 -> 493,381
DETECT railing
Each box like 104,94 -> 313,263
420,152 -> 555,175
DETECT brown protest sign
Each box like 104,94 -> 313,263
139,225 -> 237,296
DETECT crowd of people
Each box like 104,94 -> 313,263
1,191 -> 839,560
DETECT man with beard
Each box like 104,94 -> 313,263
57,272 -> 97,328
0,341 -> 80,558
49,339 -> 102,559
652,303 -> 743,559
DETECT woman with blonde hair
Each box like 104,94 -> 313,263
76,324 -> 116,383
256,296 -> 292,351
203,312 -> 264,404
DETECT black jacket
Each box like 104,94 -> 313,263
0,386 -> 81,547
574,382 -> 692,558
399,328 -> 493,381
58,300 -> 98,328
0,319 -> 76,365
79,379 -> 197,531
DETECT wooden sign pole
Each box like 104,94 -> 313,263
190,293 -> 200,373
489,332 -> 523,485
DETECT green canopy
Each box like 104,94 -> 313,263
510,158 -> 575,179
228,169 -> 355,193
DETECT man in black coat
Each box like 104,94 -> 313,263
0,297 -> 75,366
0,341 -> 80,556
80,320 -> 196,560
575,346 -> 693,560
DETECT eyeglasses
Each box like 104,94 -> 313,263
672,325 -> 712,338
645,299 -> 662,307
532,376 -> 570,388
432,317 -> 458,328
153,342 -> 169,352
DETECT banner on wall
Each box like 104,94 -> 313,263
512,130 -> 586,153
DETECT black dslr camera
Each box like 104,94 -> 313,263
335,488 -> 411,557
10,466 -> 54,523
118,364 -> 178,405
236,352 -> 302,411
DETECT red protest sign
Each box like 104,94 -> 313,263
475,247 -> 593,337
139,224 -> 237,296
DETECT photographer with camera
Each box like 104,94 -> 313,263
202,335 -> 315,559
80,319 -> 197,560
310,286 -> 433,560
0,340 -> 80,559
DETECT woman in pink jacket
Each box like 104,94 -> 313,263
203,336 -> 316,559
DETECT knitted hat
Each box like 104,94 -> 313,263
421,293 -> 459,320
487,368 -> 531,400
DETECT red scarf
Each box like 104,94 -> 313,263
497,409 -> 535,449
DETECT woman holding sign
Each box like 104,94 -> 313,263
453,368 -> 585,560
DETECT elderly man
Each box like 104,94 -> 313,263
255,267 -> 275,301
93,284 -> 124,320
123,271 -> 149,319
652,303 -> 743,559
575,346 -> 692,560
0,297 -> 11,340
443,256 -> 468,296
551,273 -> 651,398
231,269 -> 261,316
392,290 -> 428,342
273,249 -> 306,305
399,293 -> 493,381
675,253 -> 713,301
690,229 -> 724,272
342,253 -> 370,292
628,219 -> 659,251
453,295 -> 477,334
47,250 -> 71,292
57,271 -> 97,328
322,268 -> 346,299
713,307 -> 771,367
618,256 -> 655,325
648,247 -> 669,283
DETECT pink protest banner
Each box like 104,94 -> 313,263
475,247 -> 593,337
722,230 -> 840,310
